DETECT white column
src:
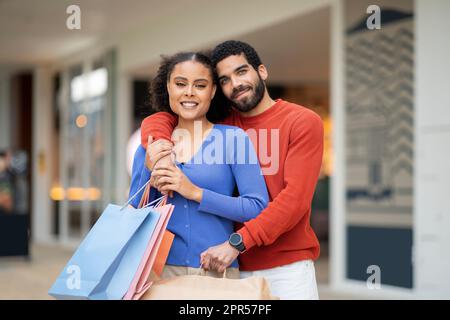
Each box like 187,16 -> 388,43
80,62 -> 92,237
115,72 -> 132,204
59,70 -> 70,243
31,67 -> 53,243
415,0 -> 450,298
330,0 -> 346,291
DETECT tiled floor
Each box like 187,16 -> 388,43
0,244 -> 73,300
0,242 -> 357,300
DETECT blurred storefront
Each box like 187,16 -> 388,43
0,0 -> 449,299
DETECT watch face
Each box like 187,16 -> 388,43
229,233 -> 242,246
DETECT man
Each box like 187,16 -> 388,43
141,41 -> 323,299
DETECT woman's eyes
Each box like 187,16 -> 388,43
175,83 -> 206,88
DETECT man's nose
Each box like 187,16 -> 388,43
231,76 -> 242,89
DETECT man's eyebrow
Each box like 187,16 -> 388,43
234,64 -> 249,72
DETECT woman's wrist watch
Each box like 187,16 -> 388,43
228,233 -> 246,253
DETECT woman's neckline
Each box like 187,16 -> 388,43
172,123 -> 216,165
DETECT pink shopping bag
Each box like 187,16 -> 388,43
123,188 -> 174,300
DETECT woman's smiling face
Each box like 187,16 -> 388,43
167,60 -> 216,121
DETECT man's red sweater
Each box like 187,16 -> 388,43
140,99 -> 323,271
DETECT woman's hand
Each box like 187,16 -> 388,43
144,136 -> 173,171
151,165 -> 203,202
145,135 -> 175,197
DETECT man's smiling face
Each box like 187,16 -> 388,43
216,54 -> 266,113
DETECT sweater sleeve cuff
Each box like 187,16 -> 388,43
238,226 -> 257,251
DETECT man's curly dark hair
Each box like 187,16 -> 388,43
149,51 -> 230,123
211,40 -> 263,70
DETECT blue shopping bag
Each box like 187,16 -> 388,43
49,182 -> 162,300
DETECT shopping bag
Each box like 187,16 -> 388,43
152,230 -> 175,277
48,179 -> 163,300
123,193 -> 175,300
141,271 -> 279,300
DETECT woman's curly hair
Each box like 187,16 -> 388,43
149,51 -> 230,123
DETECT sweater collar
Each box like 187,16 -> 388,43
236,99 -> 285,124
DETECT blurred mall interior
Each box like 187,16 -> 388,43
1,0 -> 449,299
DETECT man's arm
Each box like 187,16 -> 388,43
140,110 -> 238,149
140,112 -> 178,148
200,110 -> 324,271
238,110 -> 324,250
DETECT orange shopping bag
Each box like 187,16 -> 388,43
151,230 -> 175,277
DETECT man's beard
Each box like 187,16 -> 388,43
229,76 -> 265,113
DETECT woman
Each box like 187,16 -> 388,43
128,52 -> 268,279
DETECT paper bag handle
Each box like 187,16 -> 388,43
198,264 -> 228,278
